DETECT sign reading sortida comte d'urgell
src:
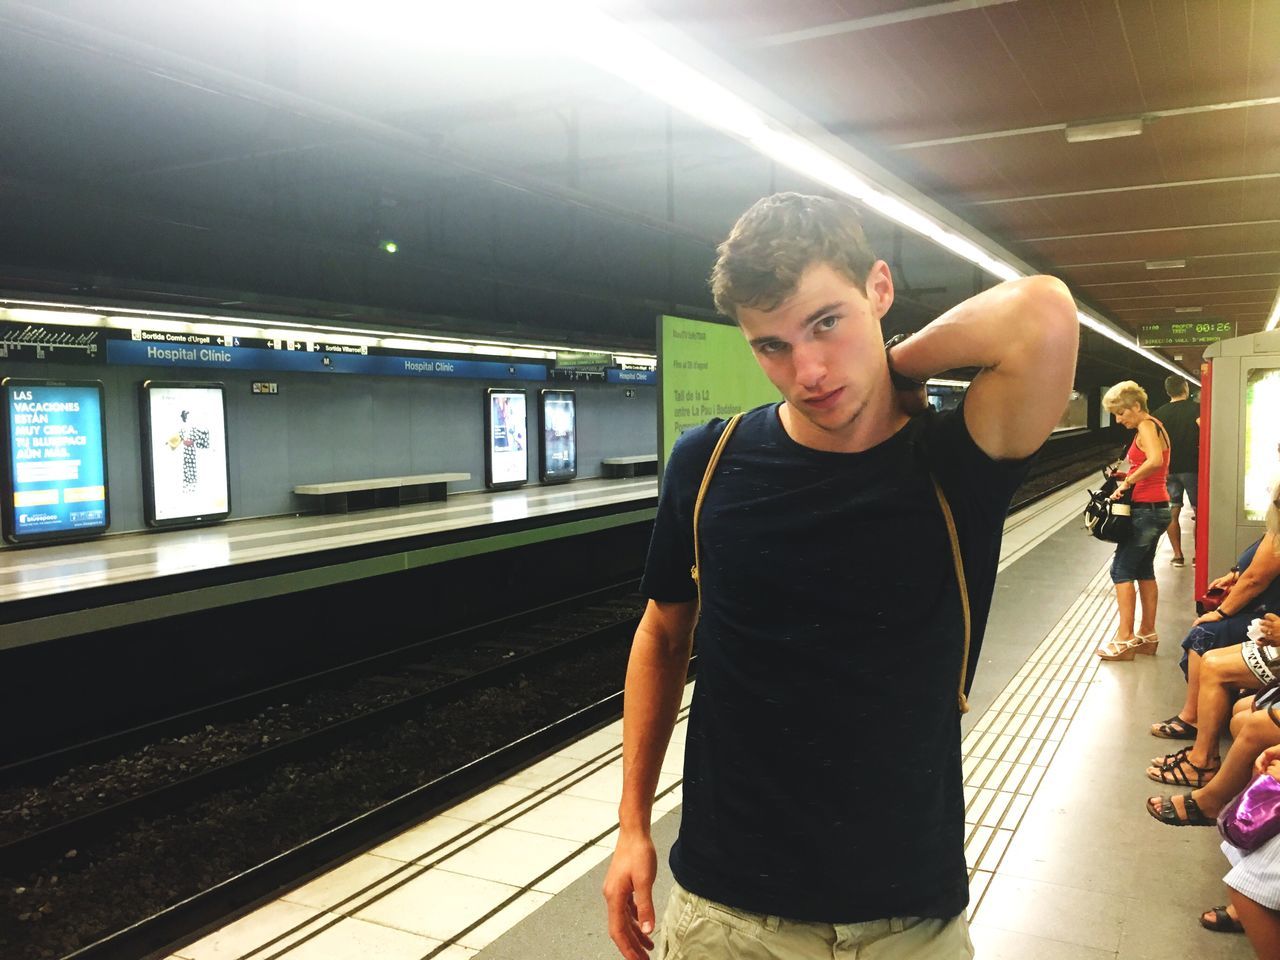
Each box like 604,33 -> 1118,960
658,315 -> 777,471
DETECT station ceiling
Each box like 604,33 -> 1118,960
1,1 -> 1276,383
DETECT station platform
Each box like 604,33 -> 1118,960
160,478 -> 1254,960
0,477 -> 657,651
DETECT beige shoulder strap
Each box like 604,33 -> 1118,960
690,413 -> 743,614
688,413 -> 971,716
931,476 -> 972,714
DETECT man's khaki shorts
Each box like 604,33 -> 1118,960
658,881 -> 973,960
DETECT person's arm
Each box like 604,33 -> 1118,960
1209,569 -> 1241,591
1195,534 -> 1280,623
603,598 -> 697,960
887,275 -> 1078,460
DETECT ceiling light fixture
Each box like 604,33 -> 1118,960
1064,118 -> 1145,143
1145,259 -> 1187,270
1266,288 -> 1280,332
1174,306 -> 1203,314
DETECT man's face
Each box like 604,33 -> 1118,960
736,260 -> 894,441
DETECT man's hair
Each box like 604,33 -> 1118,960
1103,380 -> 1149,413
1164,375 -> 1189,399
710,193 -> 877,321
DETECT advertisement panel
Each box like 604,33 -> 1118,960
140,381 -> 231,527
539,389 -> 577,483
1,378 -> 109,544
1243,367 -> 1280,522
485,389 -> 528,489
658,315 -> 777,472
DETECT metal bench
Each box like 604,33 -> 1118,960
601,455 -> 658,478
294,472 -> 470,514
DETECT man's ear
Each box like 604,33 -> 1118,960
866,260 -> 894,320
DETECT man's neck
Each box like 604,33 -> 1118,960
778,386 -> 910,454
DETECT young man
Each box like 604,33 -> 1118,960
603,193 -> 1078,959
1152,375 -> 1201,567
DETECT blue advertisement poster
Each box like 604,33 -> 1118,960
3,380 -> 109,542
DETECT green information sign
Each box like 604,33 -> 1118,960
1137,319 -> 1235,347
659,314 -> 778,471
555,350 -> 612,369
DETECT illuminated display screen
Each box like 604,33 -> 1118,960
539,389 -> 576,483
1243,367 -> 1280,522
2,379 -> 109,543
486,389 -> 528,489
140,382 -> 231,527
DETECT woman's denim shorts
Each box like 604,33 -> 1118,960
1110,502 -> 1172,583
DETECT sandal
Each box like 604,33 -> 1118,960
1200,905 -> 1244,933
1147,751 -> 1219,787
1151,745 -> 1190,767
1097,637 -> 1142,661
1150,714 -> 1197,739
1147,793 -> 1214,826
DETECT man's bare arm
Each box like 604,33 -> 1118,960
889,275 -> 1079,461
618,599 -> 697,829
603,598 -> 697,960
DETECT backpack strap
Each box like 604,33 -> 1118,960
931,475 -> 972,715
690,414 -> 743,616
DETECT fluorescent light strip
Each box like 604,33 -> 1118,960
1267,287 -> 1280,332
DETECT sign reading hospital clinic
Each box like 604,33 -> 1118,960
1,379 -> 110,544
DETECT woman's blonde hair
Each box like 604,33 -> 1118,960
1103,380 -> 1148,413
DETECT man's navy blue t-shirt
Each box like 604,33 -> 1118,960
641,400 -> 1032,923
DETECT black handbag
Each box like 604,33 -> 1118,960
1084,463 -> 1133,543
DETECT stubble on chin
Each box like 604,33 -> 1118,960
795,392 -> 866,436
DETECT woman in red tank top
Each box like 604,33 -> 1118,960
1098,380 -> 1172,661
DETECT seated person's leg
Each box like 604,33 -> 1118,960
1149,708 -> 1280,824
1149,645 -> 1266,783
1230,878 -> 1280,956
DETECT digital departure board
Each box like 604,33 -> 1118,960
140,381 -> 231,527
1,379 -> 110,544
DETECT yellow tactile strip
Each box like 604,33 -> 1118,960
961,558 -> 1114,913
